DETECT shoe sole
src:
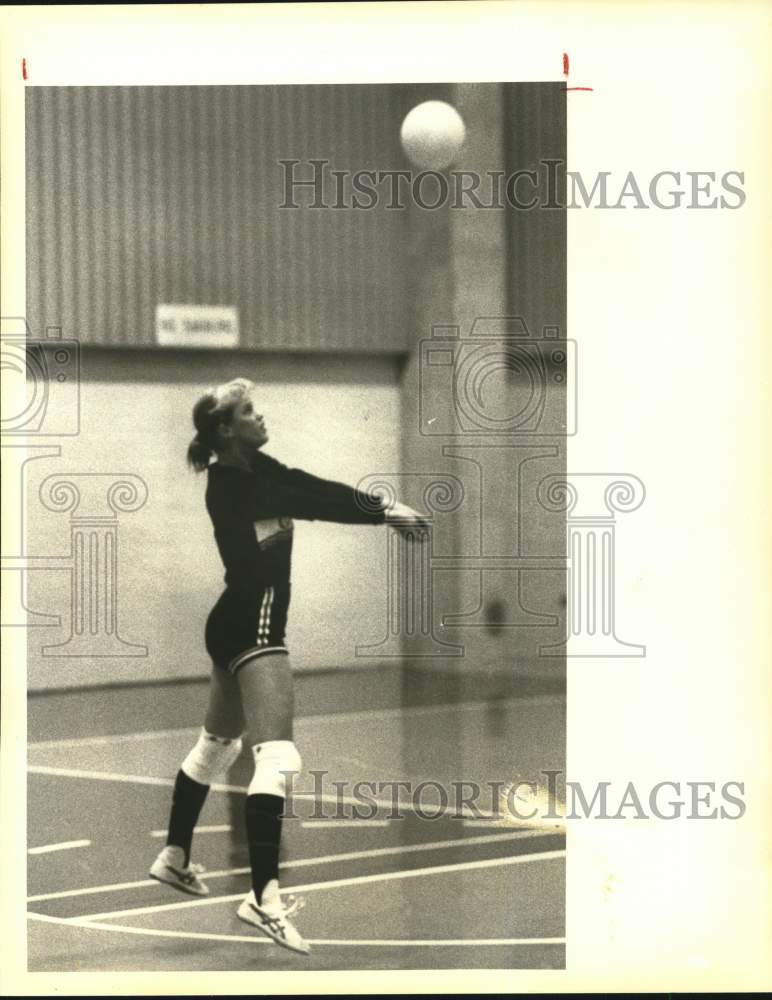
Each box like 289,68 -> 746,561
149,869 -> 209,897
237,909 -> 310,955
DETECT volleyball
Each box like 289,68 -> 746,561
400,100 -> 466,170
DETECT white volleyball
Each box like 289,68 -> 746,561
400,100 -> 466,170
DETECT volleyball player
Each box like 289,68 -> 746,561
149,378 -> 427,955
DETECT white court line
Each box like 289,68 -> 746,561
72,851 -> 565,923
301,820 -> 391,828
27,829 -> 561,902
26,765 -> 242,794
27,693 -> 562,752
28,878 -> 158,903
154,819 -> 396,833
27,911 -> 564,948
26,765 -> 445,816
287,829 -> 559,866
152,820 -> 398,836
28,765 -> 565,830
28,726 -> 199,752
150,825 -> 232,838
28,840 -> 92,855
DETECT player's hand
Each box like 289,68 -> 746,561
384,500 -> 431,534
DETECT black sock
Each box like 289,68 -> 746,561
166,769 -> 209,866
245,793 -> 284,904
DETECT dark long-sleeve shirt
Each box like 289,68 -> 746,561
206,452 -> 386,601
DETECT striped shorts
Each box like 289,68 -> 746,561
205,583 -> 290,675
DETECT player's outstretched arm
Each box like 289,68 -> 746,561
250,452 -> 431,532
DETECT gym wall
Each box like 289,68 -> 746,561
22,82 -> 566,691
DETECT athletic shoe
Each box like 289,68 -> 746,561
149,845 -> 210,896
237,888 -> 310,955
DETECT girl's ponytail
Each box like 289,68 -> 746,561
187,391 -> 221,472
187,433 -> 213,472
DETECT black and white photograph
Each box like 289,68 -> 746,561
18,76 -> 567,973
1,2 -> 771,995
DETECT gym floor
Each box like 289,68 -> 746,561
27,665 -> 565,971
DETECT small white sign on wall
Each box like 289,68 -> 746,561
156,304 -> 239,348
